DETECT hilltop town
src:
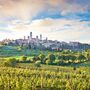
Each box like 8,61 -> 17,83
0,32 -> 90,51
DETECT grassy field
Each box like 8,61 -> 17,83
0,45 -> 51,57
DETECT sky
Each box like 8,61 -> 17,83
0,0 -> 90,43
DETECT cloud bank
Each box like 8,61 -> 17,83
4,18 -> 89,43
0,0 -> 90,20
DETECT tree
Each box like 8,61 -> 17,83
58,55 -> 62,60
35,61 -> 41,67
58,55 -> 67,60
32,56 -> 40,62
3,58 -> 17,67
45,60 -> 52,65
86,53 -> 90,61
67,55 -> 77,63
39,54 -> 45,64
20,56 -> 27,62
77,54 -> 86,62
54,60 -> 61,66
48,54 -> 56,64
58,55 -> 65,65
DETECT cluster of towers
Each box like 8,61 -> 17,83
24,32 -> 42,41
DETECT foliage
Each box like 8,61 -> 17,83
48,54 -> 56,61
46,60 -> 52,65
3,58 -> 17,67
34,61 -> 41,67
0,45 -> 90,66
47,54 -> 56,64
0,66 -> 90,90
54,60 -> 61,65
20,56 -> 27,61
38,54 -> 45,64
32,56 -> 40,62
77,54 -> 86,62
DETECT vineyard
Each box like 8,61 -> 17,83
0,45 -> 90,90
0,65 -> 90,90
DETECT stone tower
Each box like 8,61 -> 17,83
30,32 -> 32,39
40,34 -> 42,40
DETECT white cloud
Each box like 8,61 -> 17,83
0,0 -> 90,20
0,0 -> 46,20
3,18 -> 89,43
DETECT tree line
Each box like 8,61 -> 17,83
2,50 -> 90,67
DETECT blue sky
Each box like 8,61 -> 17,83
0,0 -> 90,43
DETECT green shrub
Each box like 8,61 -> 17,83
32,56 -> 40,62
46,60 -> 52,65
77,54 -> 86,61
48,54 -> 56,61
34,61 -> 41,67
20,56 -> 27,61
54,60 -> 61,65
3,58 -> 17,67
38,54 -> 45,63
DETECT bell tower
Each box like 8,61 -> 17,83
40,34 -> 42,40
30,32 -> 32,39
